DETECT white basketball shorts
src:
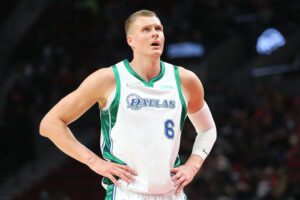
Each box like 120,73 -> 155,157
106,185 -> 188,200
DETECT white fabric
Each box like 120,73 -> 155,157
101,60 -> 186,194
114,182 -> 187,200
188,102 -> 217,160
188,102 -> 215,132
191,128 -> 217,160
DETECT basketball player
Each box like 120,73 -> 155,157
40,10 -> 217,200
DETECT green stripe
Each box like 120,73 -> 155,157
174,155 -> 181,167
100,65 -> 126,165
103,177 -> 119,199
123,59 -> 165,87
104,180 -> 114,200
174,66 -> 187,131
100,111 -> 111,150
173,66 -> 187,168
102,66 -> 124,199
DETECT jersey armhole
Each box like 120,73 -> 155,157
101,88 -> 116,111
101,65 -> 121,112
174,65 -> 188,131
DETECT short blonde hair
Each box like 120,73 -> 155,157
125,10 -> 158,35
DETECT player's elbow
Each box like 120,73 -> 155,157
39,117 -> 48,137
39,115 -> 54,137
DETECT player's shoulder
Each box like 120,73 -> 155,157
160,60 -> 199,84
161,60 -> 196,78
88,66 -> 116,83
177,65 -> 203,94
177,66 -> 204,107
176,66 -> 200,84
94,66 -> 115,76
92,59 -> 126,80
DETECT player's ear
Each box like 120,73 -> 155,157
127,35 -> 135,49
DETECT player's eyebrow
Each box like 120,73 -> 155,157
141,24 -> 163,29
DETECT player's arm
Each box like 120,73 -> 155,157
170,67 -> 217,193
39,67 -> 136,186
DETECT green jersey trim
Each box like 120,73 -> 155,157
123,59 -> 165,87
100,65 -> 126,165
174,155 -> 181,167
174,66 -> 187,131
103,177 -> 116,200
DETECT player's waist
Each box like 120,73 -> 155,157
118,176 -> 175,195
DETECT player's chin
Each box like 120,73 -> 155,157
150,50 -> 163,57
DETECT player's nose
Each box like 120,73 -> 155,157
152,30 -> 159,39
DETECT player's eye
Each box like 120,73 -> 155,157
143,27 -> 150,31
155,26 -> 162,31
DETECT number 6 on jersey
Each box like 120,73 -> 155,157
164,119 -> 175,139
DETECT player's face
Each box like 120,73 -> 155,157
127,16 -> 164,57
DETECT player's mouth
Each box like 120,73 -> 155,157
151,42 -> 161,48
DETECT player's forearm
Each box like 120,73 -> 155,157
39,117 -> 99,167
188,102 -> 217,161
184,154 -> 204,173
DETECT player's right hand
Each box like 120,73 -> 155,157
87,156 -> 137,187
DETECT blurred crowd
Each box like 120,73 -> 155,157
0,0 -> 299,199
181,84 -> 300,199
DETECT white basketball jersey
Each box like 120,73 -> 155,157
100,59 -> 187,195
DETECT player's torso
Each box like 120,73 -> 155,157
100,59 -> 187,194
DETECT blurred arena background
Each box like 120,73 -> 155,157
0,0 -> 299,199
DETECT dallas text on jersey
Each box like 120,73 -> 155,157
126,93 -> 176,110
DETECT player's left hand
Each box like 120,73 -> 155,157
170,164 -> 199,194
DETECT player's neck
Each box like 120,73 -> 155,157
129,56 -> 161,83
